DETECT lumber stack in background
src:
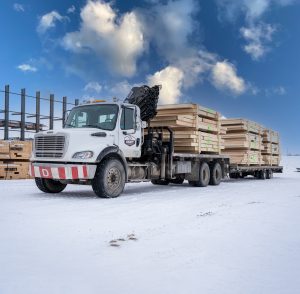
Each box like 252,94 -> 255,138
0,140 -> 33,180
150,104 -> 225,154
261,129 -> 281,165
221,119 -> 264,165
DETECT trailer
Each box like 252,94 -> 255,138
29,85 -> 283,198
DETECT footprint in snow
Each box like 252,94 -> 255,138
109,234 -> 138,247
197,211 -> 214,217
248,201 -> 263,205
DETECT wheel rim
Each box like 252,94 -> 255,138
107,167 -> 121,192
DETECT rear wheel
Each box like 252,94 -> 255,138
209,162 -> 222,186
193,162 -> 210,187
259,170 -> 266,180
35,178 -> 67,193
92,158 -> 125,198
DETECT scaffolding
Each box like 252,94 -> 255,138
0,84 -> 79,140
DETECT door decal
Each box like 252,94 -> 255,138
124,135 -> 136,146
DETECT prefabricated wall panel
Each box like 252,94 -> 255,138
151,104 -> 225,154
221,119 -> 281,166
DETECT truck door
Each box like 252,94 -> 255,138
118,106 -> 142,158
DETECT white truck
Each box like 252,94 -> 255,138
29,86 -> 282,198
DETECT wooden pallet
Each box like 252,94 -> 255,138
0,161 -> 6,180
0,140 -> 32,160
0,141 -> 10,160
3,160 -> 32,180
221,118 -> 264,165
222,150 -> 263,165
261,128 -> 281,165
220,119 -> 263,135
151,104 -> 223,154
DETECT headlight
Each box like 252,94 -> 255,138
72,151 -> 94,159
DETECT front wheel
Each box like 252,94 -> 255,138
92,159 -> 125,198
35,178 -> 67,193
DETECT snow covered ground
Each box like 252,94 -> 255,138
0,156 -> 300,294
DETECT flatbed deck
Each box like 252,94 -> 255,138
229,165 -> 283,173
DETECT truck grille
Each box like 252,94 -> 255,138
35,135 -> 65,158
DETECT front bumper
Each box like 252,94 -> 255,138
29,163 -> 97,180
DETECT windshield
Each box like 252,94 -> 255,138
65,104 -> 119,131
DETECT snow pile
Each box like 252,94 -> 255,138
0,156 -> 300,294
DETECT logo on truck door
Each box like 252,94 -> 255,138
124,135 -> 136,147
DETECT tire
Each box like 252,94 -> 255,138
151,179 -> 170,185
170,176 -> 184,184
188,181 -> 196,186
193,162 -> 210,187
92,158 -> 125,198
35,178 -> 67,193
209,162 -> 222,186
266,169 -> 273,179
259,170 -> 266,180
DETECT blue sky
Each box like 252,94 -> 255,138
0,0 -> 299,153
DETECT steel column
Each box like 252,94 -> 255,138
36,91 -> 40,132
49,94 -> 54,130
62,96 -> 67,128
4,85 -> 9,140
20,88 -> 26,141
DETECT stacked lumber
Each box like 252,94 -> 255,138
0,140 -> 33,180
150,104 -> 224,154
261,129 -> 281,165
221,119 -> 264,165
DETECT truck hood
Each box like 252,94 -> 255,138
31,128 -> 116,163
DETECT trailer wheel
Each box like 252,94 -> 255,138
35,178 -> 67,193
92,158 -> 125,198
209,163 -> 222,186
259,170 -> 266,180
193,162 -> 210,187
266,169 -> 273,179
151,179 -> 170,185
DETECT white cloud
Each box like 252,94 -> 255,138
13,3 -> 24,12
140,0 -> 197,61
37,11 -> 66,34
240,23 -> 276,60
84,82 -> 102,93
109,81 -> 134,99
211,61 -> 246,95
62,0 -> 144,77
216,0 -> 295,22
147,66 -> 184,104
215,0 -> 296,59
67,5 -> 76,14
60,0 -> 247,99
274,86 -> 286,95
17,64 -> 37,72
266,86 -> 287,96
